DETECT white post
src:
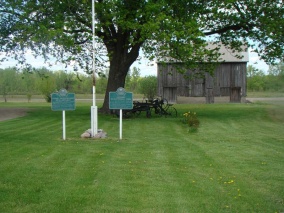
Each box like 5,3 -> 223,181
91,0 -> 98,137
91,106 -> 98,137
119,109 -> 123,140
92,0 -> 96,108
62,110 -> 66,140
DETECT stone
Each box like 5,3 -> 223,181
86,129 -> 92,134
81,132 -> 91,138
100,131 -> 107,138
81,128 -> 107,139
93,130 -> 107,139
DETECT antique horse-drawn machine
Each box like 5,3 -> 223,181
113,97 -> 177,118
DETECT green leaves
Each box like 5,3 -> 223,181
138,75 -> 157,100
1,0 -> 283,70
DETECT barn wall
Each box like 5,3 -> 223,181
157,64 -> 180,103
157,62 -> 247,102
214,63 -> 231,96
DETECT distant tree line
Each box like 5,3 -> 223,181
247,62 -> 284,92
0,67 -> 157,102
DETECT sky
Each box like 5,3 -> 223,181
0,48 -> 269,76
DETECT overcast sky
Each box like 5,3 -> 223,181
0,48 -> 269,76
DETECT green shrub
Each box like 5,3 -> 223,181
138,75 -> 157,100
182,111 -> 200,132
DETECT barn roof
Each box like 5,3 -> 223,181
206,43 -> 249,62
157,42 -> 249,63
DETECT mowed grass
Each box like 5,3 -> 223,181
0,101 -> 283,212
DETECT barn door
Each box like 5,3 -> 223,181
163,87 -> 177,103
206,88 -> 214,104
230,87 -> 241,102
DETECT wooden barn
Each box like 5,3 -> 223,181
157,44 -> 249,103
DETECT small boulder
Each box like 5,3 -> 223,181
93,129 -> 107,139
81,128 -> 107,139
86,129 -> 92,134
81,132 -> 91,138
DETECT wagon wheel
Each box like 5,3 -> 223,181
166,106 -> 177,117
151,105 -> 161,115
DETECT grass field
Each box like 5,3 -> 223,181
0,100 -> 283,212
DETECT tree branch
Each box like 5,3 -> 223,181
204,24 -> 251,36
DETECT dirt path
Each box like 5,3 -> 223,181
0,108 -> 29,122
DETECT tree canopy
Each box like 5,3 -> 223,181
1,0 -> 283,111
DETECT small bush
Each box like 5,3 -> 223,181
182,111 -> 200,132
138,76 -> 157,100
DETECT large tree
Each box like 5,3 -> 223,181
0,0 -> 283,111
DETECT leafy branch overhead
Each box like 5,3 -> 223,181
1,1 -> 283,67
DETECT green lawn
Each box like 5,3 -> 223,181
247,91 -> 284,98
0,101 -> 283,212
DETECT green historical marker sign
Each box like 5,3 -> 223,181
51,89 -> 76,111
109,87 -> 133,109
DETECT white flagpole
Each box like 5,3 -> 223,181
91,0 -> 98,137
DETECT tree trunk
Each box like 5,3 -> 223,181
100,47 -> 140,113
101,63 -> 128,113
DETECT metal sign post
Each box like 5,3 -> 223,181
109,87 -> 133,140
119,109 -> 123,139
51,89 -> 75,140
62,110 -> 66,140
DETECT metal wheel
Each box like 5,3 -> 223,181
167,106 -> 177,117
